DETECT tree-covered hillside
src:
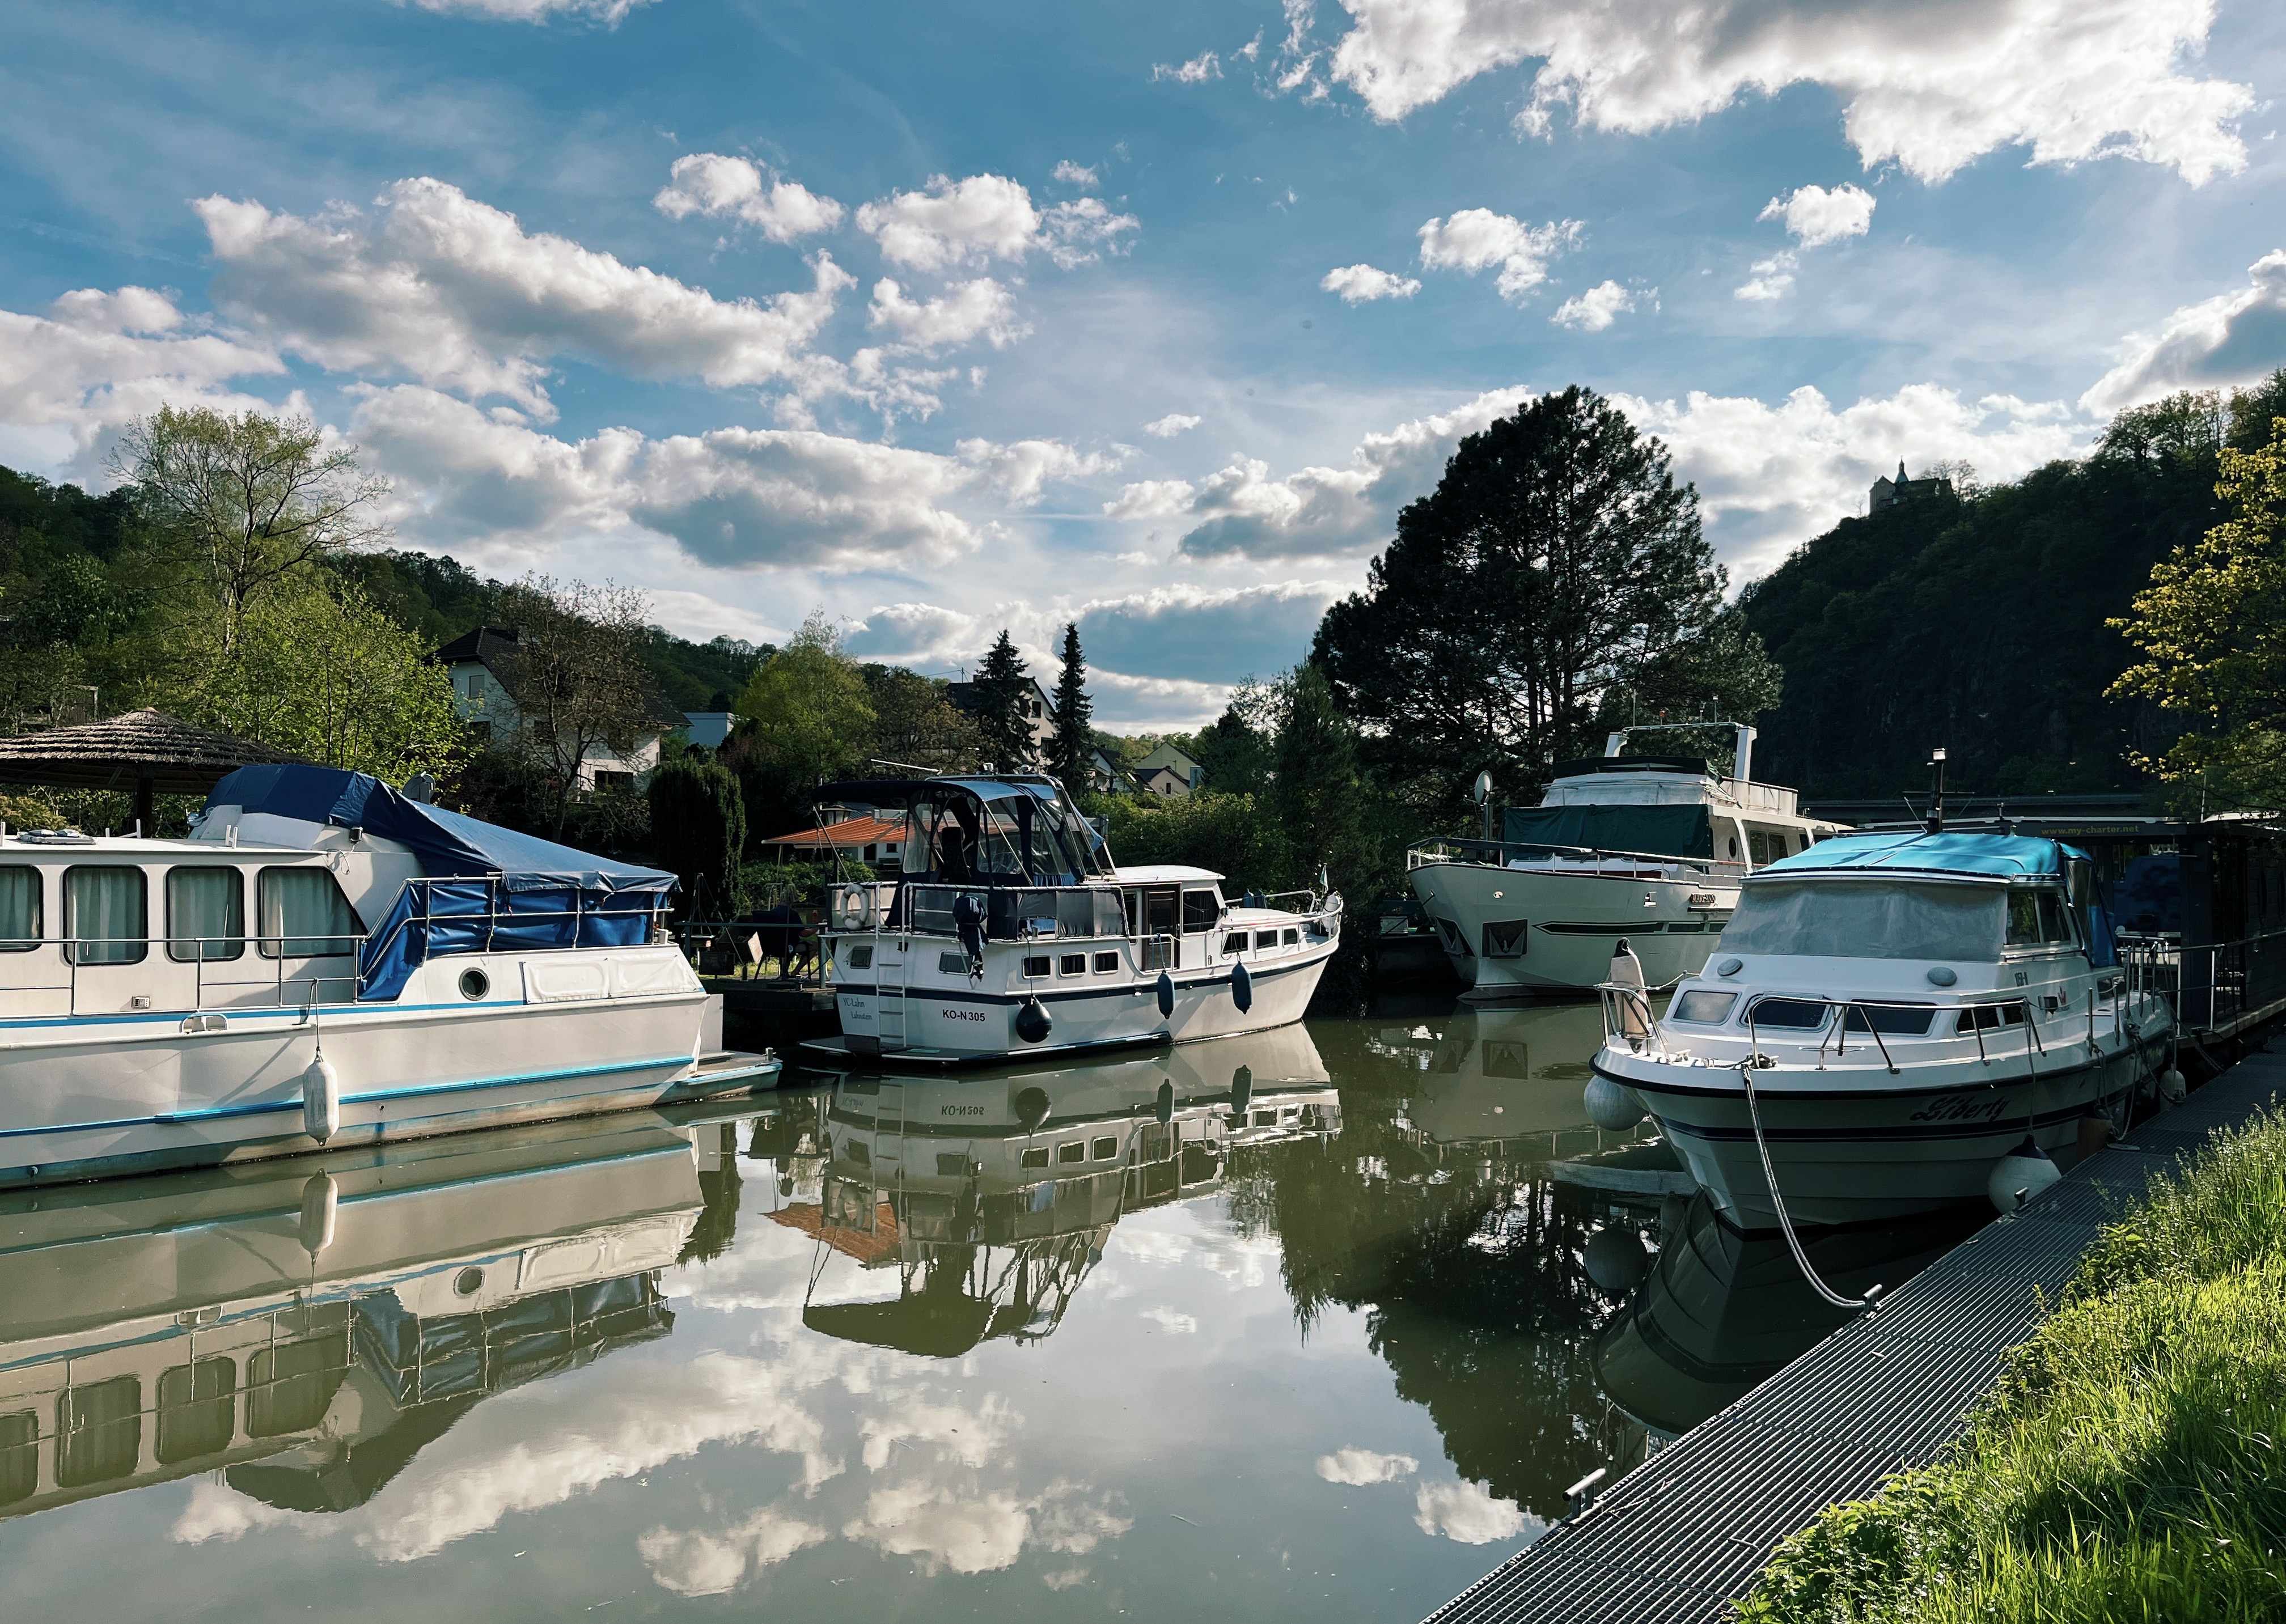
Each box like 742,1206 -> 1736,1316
1739,380 -> 2286,799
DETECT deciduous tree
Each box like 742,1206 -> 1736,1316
1313,387 -> 1724,816
112,408 -> 387,654
492,575 -> 658,837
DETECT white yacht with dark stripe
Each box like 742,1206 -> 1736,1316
1588,831 -> 2174,1228
803,775 -> 1340,1067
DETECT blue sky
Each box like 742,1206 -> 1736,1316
4,0 -> 2284,726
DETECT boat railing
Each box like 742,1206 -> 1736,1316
1409,835 -> 1747,881
35,930 -> 369,1014
1599,966 -> 2171,1074
2162,925 -> 2286,1038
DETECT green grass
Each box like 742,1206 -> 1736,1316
1735,1105 -> 2286,1623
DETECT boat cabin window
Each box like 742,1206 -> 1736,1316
1721,879 -> 2003,962
1057,1140 -> 1085,1164
903,781 -> 1105,887
1842,1003 -> 1936,1036
1059,953 -> 1086,976
1671,989 -> 1737,1024
66,866 -> 146,965
2005,891 -> 2039,948
2,1410 -> 37,1504
2036,891 -> 2075,947
1021,1146 -> 1049,1169
1282,928 -> 1298,946
1957,1002 -> 2027,1033
1093,951 -> 1119,973
55,1375 -> 140,1486
1023,955 -> 1052,977
1182,889 -> 1220,933
1255,929 -> 1279,951
1131,886 -> 1178,938
257,867 -> 362,959
156,1357 -> 237,1464
1223,931 -> 1248,956
167,868 -> 244,962
1746,996 -> 1830,1031
0,866 -> 38,951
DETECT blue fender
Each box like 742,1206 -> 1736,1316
1231,959 -> 1253,1014
1155,970 -> 1175,1019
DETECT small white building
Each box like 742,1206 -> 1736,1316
947,675 -> 1056,766
1132,740 -> 1204,797
437,626 -> 688,792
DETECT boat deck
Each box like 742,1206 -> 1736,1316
1423,1049 -> 2286,1624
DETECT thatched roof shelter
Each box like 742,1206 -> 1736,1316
0,709 -> 308,831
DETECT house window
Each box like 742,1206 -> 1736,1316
0,866 -> 39,951
592,769 -> 634,792
257,868 -> 362,958
66,866 -> 146,965
168,868 -> 245,962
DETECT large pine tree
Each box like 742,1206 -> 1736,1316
1047,621 -> 1093,787
972,629 -> 1039,770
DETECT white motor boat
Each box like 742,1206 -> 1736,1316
1408,726 -> 1843,999
0,765 -> 776,1189
805,774 -> 1341,1067
1589,832 -> 2175,1228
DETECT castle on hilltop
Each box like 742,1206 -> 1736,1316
1869,460 -> 1954,513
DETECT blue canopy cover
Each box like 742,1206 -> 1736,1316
204,765 -> 676,1002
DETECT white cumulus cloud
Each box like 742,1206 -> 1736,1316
1142,413 -> 1201,438
653,154 -> 846,243
638,1509 -> 829,1597
196,178 -> 849,421
869,278 -> 1030,352
1153,51 -> 1222,83
1734,251 -> 1797,302
1324,0 -> 2252,185
1052,159 -> 1100,189
1760,183 -> 1876,247
856,176 -> 1136,272
1417,211 -> 1581,302
0,285 -> 285,473
2081,249 -> 2286,415
1413,1479 -> 1539,1545
1316,1448 -> 1420,1485
1322,263 -> 1422,303
1551,279 -> 1640,330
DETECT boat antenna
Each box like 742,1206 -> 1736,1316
1925,748 -> 1948,834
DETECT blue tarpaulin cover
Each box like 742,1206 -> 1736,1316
1758,831 -> 2075,879
203,765 -> 675,1002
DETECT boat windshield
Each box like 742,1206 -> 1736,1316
1718,879 -> 2003,961
903,780 -> 1105,887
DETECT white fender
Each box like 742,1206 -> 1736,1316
303,1053 -> 341,1143
299,1172 -> 339,1256
1584,1074 -> 1646,1131
1987,1134 -> 2061,1214
2158,1068 -> 2187,1105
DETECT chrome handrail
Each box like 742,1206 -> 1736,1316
1410,834 -> 1749,881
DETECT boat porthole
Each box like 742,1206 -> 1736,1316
459,968 -> 490,1000
454,1266 -> 484,1296
1715,958 -> 1743,977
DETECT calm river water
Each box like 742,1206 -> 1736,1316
0,999 -> 1970,1619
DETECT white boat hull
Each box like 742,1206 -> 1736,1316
1598,1024 -> 2172,1227
0,946 -> 768,1189
822,934 -> 1335,1065
1409,860 -> 1732,997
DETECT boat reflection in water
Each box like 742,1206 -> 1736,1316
783,1025 -> 1340,1356
1365,1000 -> 1612,1150
0,1103 -> 748,1523
1592,1193 -> 1987,1436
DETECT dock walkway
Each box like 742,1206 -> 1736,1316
1425,1053 -> 2286,1624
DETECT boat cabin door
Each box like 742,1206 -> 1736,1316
65,863 -> 200,1017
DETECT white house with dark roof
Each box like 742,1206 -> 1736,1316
436,626 -> 688,792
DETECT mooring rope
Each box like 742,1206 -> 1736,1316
1739,1058 -> 1880,1313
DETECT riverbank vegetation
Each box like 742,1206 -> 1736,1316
1738,1104 -> 2286,1623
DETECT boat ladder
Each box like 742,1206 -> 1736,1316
875,923 -> 909,1051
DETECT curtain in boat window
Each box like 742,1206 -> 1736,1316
1718,879 -> 2004,962
0,866 -> 38,951
66,866 -> 146,965
167,868 -> 244,962
259,867 -> 362,958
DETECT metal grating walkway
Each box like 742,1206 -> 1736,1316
1424,1053 -> 2286,1624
